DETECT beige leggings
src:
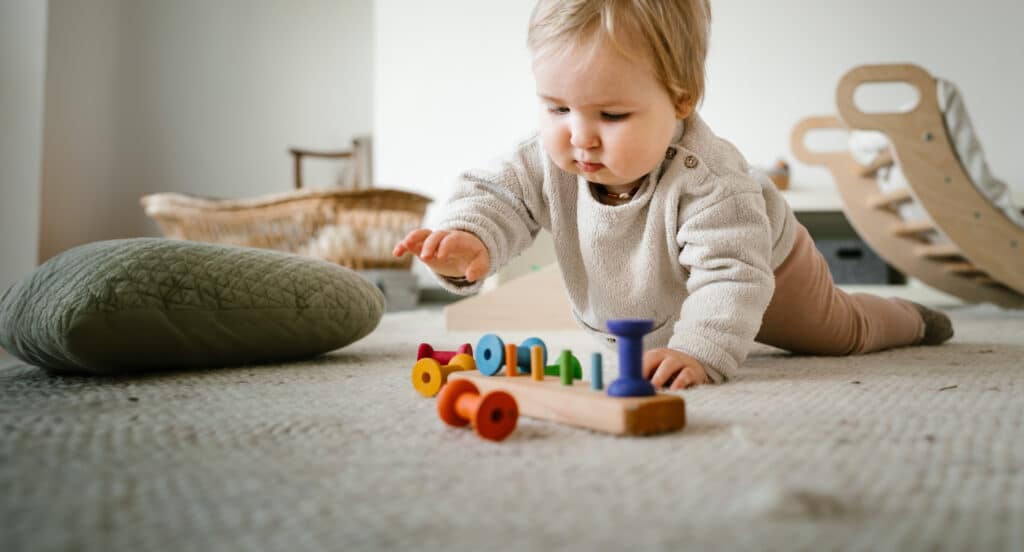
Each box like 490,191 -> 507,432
756,224 -> 924,354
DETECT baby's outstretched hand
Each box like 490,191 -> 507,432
392,229 -> 490,282
642,348 -> 710,389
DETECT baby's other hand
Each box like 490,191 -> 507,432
392,228 -> 490,282
642,348 -> 709,389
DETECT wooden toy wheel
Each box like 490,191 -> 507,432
474,391 -> 518,441
436,378 -> 477,427
474,333 -> 505,375
447,353 -> 476,372
412,358 -> 443,397
436,378 -> 519,441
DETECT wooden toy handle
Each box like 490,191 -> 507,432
790,115 -> 847,167
835,63 -> 938,134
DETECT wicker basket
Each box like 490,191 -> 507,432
141,188 -> 432,270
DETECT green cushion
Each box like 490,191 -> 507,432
0,239 -> 385,375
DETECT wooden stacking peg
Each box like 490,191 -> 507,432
436,379 -> 519,442
559,350 -> 574,386
531,345 -> 544,381
606,319 -> 656,397
412,353 -> 476,397
505,343 -> 517,377
417,342 -> 473,365
544,354 -> 582,379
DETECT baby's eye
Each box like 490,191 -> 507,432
601,112 -> 630,121
548,106 -> 570,115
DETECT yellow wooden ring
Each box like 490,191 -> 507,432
412,358 -> 443,397
447,353 -> 476,373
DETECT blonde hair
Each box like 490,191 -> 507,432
527,0 -> 712,114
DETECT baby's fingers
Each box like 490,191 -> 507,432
668,367 -> 700,390
642,349 -> 671,379
393,228 -> 432,257
420,231 -> 449,260
649,359 -> 682,389
434,233 -> 463,261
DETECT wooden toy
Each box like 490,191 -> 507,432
416,342 -> 473,364
559,350 -> 573,385
449,319 -> 684,436
436,378 -> 518,441
474,333 -> 583,378
475,333 -> 547,376
411,353 -> 475,397
449,371 -> 683,436
505,343 -> 518,376
545,355 -> 582,379
791,63 -> 1024,306
530,345 -> 544,381
605,319 -> 656,397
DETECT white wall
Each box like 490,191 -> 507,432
704,1 -> 1024,190
374,0 -> 1024,214
39,0 -> 374,261
373,0 -> 536,212
0,0 -> 48,291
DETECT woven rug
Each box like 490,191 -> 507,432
2,303 -> 1022,551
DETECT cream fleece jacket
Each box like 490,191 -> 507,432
433,113 -> 798,382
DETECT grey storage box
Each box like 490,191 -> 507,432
358,270 -> 419,311
814,239 -> 901,284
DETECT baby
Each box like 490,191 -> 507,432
393,0 -> 953,387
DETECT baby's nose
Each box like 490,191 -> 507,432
570,129 -> 600,149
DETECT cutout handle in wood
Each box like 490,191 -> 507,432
836,63 -> 939,134
790,115 -> 848,167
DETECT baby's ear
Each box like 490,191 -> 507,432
675,92 -> 695,119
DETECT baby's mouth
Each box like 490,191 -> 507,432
576,161 -> 604,173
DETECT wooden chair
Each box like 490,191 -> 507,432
792,64 -> 1024,308
289,135 -> 373,190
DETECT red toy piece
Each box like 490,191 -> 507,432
417,342 -> 473,365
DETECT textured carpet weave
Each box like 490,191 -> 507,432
2,304 -> 1022,551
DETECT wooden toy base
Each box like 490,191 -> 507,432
449,372 -> 685,436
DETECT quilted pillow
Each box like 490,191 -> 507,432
0,239 -> 385,375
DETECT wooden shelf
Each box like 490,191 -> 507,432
780,186 -> 845,212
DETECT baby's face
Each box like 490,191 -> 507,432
532,37 -> 680,189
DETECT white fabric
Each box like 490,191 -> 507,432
848,79 -> 1024,230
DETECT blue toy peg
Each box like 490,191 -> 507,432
606,319 -> 655,397
590,352 -> 603,390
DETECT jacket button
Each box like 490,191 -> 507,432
684,155 -> 698,168
606,337 -> 616,344
665,148 -> 677,160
